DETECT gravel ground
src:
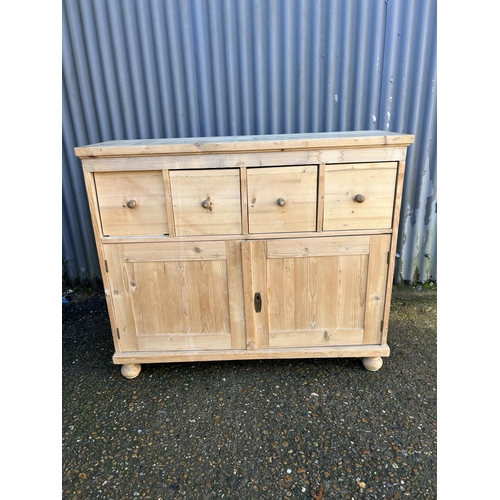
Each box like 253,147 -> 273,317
62,286 -> 437,499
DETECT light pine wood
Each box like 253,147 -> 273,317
121,364 -> 141,379
82,147 -> 407,172
137,333 -> 232,351
122,240 -> 227,262
102,244 -> 138,352
169,169 -> 242,236
381,160 -> 407,344
75,131 -> 414,159
240,167 -> 249,236
162,170 -> 176,236
241,241 -> 257,350
226,241 -> 247,350
127,260 -> 230,337
323,163 -> 398,231
363,235 -> 392,344
83,171 -> 122,351
263,236 -> 387,349
269,329 -> 365,349
316,164 -> 326,231
362,357 -> 383,372
241,240 -> 269,350
266,235 -> 370,258
247,166 -> 318,233
98,228 -> 392,246
75,131 -> 414,376
103,241 -> 237,353
94,171 -> 169,236
113,344 -> 390,364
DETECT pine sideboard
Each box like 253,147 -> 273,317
75,131 -> 414,379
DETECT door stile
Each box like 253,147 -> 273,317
241,240 -> 269,350
362,235 -> 391,345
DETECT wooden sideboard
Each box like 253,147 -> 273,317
75,131 -> 414,378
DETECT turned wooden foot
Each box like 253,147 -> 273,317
362,356 -> 383,372
121,363 -> 141,379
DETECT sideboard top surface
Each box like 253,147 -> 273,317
75,130 -> 414,159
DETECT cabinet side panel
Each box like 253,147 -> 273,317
382,160 -> 407,343
83,171 -> 122,352
102,244 -> 138,352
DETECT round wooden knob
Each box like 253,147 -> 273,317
127,199 -> 137,209
277,198 -> 286,207
201,200 -> 210,209
354,194 -> 365,203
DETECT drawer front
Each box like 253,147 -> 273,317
247,166 -> 318,233
323,162 -> 397,231
94,171 -> 169,236
169,169 -> 242,236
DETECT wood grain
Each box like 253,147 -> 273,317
76,132 -> 415,374
170,169 -> 242,236
94,171 -> 169,236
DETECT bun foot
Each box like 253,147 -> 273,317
121,363 -> 141,379
362,356 -> 383,372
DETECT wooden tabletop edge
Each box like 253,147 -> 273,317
74,132 -> 415,159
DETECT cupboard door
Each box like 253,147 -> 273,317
242,235 -> 391,350
323,162 -> 397,230
103,241 -> 246,352
169,169 -> 242,236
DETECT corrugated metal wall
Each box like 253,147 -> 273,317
62,0 -> 436,286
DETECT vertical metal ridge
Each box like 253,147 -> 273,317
63,0 -> 437,285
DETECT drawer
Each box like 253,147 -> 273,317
323,162 -> 397,231
169,169 -> 242,236
94,171 -> 169,236
247,166 -> 318,233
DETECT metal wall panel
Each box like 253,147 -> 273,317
62,0 -> 437,285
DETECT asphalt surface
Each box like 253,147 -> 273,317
62,285 -> 437,499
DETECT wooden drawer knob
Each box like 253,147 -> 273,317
354,194 -> 365,203
277,198 -> 286,207
127,199 -> 137,209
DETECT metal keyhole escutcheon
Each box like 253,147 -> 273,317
254,292 -> 262,313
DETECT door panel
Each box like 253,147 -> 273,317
103,241 -> 245,352
242,235 -> 390,349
